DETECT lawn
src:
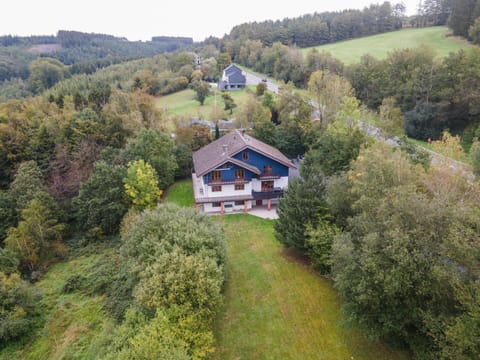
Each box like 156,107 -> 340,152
155,86 -> 256,119
303,26 -> 473,64
213,215 -> 408,360
164,178 -> 194,207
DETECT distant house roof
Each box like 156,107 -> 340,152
193,129 -> 296,177
222,64 -> 246,84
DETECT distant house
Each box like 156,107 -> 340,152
218,64 -> 246,91
192,129 -> 296,214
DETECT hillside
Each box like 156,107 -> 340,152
303,26 -> 474,64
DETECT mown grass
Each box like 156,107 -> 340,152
0,249 -> 115,360
303,26 -> 473,64
213,215 -> 409,360
155,86 -> 255,119
164,178 -> 194,207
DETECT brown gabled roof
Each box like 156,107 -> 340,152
192,129 -> 296,177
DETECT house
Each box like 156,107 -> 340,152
192,129 -> 297,214
218,64 -> 246,91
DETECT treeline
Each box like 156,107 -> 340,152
347,47 -> 480,142
0,30 -> 194,86
274,109 -> 480,358
0,45 -> 220,101
226,1 -> 404,48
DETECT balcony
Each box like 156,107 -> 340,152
252,188 -> 284,200
258,172 -> 281,180
206,178 -> 249,186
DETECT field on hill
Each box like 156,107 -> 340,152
304,26 -> 473,64
155,86 -> 255,120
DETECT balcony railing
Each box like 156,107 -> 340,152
206,178 -> 249,186
258,173 -> 281,180
252,188 -> 284,200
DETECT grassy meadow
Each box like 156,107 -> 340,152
303,26 -> 473,64
155,86 -> 256,119
0,246 -> 116,360
213,215 -> 408,359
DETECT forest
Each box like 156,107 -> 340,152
0,0 -> 480,358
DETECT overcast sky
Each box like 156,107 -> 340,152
1,1 -> 418,42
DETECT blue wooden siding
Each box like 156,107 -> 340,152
203,163 -> 256,183
232,149 -> 289,177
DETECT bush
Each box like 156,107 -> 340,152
0,272 -> 41,344
134,248 -> 223,321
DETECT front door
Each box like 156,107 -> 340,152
261,181 -> 274,192
256,200 -> 263,206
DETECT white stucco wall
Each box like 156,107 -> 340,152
203,200 -> 252,213
202,181 -> 252,198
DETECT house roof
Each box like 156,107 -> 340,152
222,64 -> 246,84
193,129 -> 296,177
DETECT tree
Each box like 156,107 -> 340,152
73,161 -> 129,235
5,193 -> 65,273
274,163 -> 328,252
123,129 -> 178,189
449,0 -> 477,37
28,58 -> 65,93
256,82 -> 267,96
191,81 -> 211,105
308,70 -> 354,126
9,160 -> 46,215
378,97 -> 404,136
305,219 -> 339,274
469,17 -> 480,44
221,92 -> 237,114
470,139 -> 480,177
330,142 -> 480,356
174,144 -> 193,179
308,125 -> 367,177
0,191 -> 15,243
124,160 -> 162,211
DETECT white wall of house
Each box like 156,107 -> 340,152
202,181 -> 253,198
203,200 -> 252,213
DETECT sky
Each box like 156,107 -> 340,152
1,1 -> 419,42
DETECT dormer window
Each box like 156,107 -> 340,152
242,151 -> 249,161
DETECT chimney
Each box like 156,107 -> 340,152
241,129 -> 246,137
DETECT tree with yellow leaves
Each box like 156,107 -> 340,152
124,160 -> 162,211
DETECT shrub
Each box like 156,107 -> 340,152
0,272 -> 41,343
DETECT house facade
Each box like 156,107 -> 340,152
218,64 -> 246,90
192,130 -> 296,214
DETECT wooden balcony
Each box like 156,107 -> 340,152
258,172 -> 282,180
206,178 -> 249,186
252,188 -> 284,200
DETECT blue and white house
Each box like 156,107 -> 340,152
192,129 -> 296,213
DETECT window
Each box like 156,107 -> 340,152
211,170 -> 221,182
235,184 -> 245,190
261,181 -> 274,192
242,151 -> 249,161
263,165 -> 273,176
212,185 -> 222,192
235,169 -> 244,179
235,200 -> 245,206
212,202 -> 221,207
